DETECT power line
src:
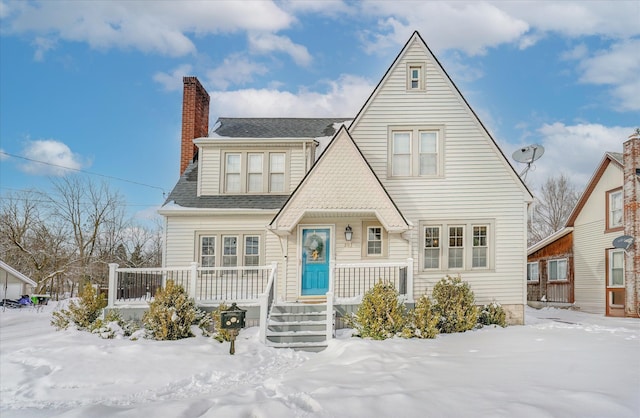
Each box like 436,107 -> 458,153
0,151 -> 167,196
0,186 -> 164,208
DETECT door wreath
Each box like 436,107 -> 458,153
305,234 -> 324,261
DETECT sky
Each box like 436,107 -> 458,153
1,0 -> 639,223
1,303 -> 639,417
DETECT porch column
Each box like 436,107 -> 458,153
107,263 -> 118,308
406,258 -> 414,302
189,262 -> 198,300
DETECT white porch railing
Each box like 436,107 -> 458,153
107,263 -> 277,308
332,258 -> 414,303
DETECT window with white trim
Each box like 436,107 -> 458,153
527,262 -> 539,282
548,258 -> 567,281
423,226 -> 441,269
244,236 -> 260,267
608,249 -> 625,287
222,236 -> 238,267
448,226 -> 464,269
223,151 -> 287,194
407,63 -> 425,91
367,226 -> 383,256
200,236 -> 216,267
608,189 -> 623,229
472,226 -> 488,268
389,126 -> 443,178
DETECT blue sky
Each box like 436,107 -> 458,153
1,0 -> 638,222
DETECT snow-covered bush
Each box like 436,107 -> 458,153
211,303 -> 233,342
432,276 -> 478,333
142,280 -> 197,340
478,301 -> 506,327
91,309 -> 140,339
51,282 -> 107,331
350,281 -> 407,340
405,295 -> 439,339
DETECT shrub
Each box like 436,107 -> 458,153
142,280 -> 197,340
51,282 -> 107,331
405,295 -> 439,339
478,301 -> 507,327
91,309 -> 140,339
432,275 -> 478,333
210,303 -> 233,342
350,281 -> 406,340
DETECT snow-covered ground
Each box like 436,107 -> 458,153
1,303 -> 638,418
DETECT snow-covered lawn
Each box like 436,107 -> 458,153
1,303 -> 638,418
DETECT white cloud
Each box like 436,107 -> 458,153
210,74 -> 373,118
206,54 -> 268,90
520,123 -> 635,191
280,0 -> 355,16
575,39 -> 640,111
0,149 -> 8,161
3,1 -> 294,57
248,32 -> 312,67
153,64 -> 193,92
20,140 -> 85,176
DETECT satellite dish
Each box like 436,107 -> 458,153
612,235 -> 634,251
512,144 -> 545,180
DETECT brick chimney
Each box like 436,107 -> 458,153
623,130 -> 639,317
180,77 -> 210,175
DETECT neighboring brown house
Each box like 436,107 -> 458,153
527,132 -> 639,317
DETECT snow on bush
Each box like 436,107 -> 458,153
478,301 -> 506,328
349,281 -> 407,340
142,280 -> 197,340
51,282 -> 107,331
432,275 -> 478,333
405,295 -> 439,339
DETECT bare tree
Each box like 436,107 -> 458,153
528,173 -> 580,246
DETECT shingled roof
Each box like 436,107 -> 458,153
214,118 -> 349,138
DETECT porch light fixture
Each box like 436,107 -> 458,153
345,225 -> 353,242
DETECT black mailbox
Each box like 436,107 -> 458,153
220,303 -> 246,330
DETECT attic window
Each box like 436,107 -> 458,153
407,63 -> 425,91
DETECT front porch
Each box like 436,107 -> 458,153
106,259 -> 413,349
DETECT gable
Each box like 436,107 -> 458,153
269,126 -> 409,234
0,260 -> 37,287
349,31 -> 532,201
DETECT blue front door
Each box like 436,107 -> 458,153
301,228 -> 330,296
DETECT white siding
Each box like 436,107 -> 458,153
350,37 -> 530,305
573,163 -> 624,314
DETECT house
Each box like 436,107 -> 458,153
527,133 -> 639,317
1,260 -> 37,301
109,32 -> 533,348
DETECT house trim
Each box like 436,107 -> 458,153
0,260 -> 37,287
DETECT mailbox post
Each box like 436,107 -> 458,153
220,303 -> 246,355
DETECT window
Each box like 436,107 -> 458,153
244,236 -> 260,267
527,262 -> 539,282
200,236 -> 216,267
548,259 -> 567,281
223,151 -> 287,193
424,226 -> 441,269
389,126 -> 442,177
225,154 -> 241,193
448,226 -> 464,268
367,226 -> 382,256
247,153 -> 263,193
608,189 -> 623,229
608,249 -> 625,287
222,236 -> 238,267
269,153 -> 285,192
407,63 -> 425,91
472,226 -> 488,268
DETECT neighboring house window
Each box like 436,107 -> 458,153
407,62 -> 425,90
608,189 -> 623,229
269,153 -> 285,192
548,259 -> 567,281
367,226 -> 383,256
244,236 -> 260,267
222,236 -> 238,267
608,249 -> 625,287
225,154 -> 241,193
389,126 -> 443,177
527,262 -> 539,282
424,226 -> 441,269
472,226 -> 488,268
448,226 -> 464,268
247,153 -> 263,193
200,236 -> 216,267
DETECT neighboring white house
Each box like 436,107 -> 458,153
1,260 -> 37,301
156,31 -> 533,334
